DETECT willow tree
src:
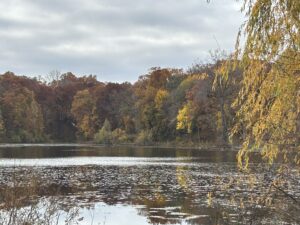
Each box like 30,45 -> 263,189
232,0 -> 300,167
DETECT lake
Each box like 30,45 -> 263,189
0,144 -> 299,225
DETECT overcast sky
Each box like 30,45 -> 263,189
0,0 -> 244,82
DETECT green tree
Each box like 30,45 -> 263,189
94,119 -> 112,145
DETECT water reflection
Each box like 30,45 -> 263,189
0,145 -> 298,225
0,145 -> 239,161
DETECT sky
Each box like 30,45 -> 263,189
0,0 -> 244,82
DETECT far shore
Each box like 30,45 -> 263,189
0,142 -> 240,151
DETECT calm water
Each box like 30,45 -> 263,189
0,144 -> 298,225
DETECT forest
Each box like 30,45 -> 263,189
0,57 -> 242,145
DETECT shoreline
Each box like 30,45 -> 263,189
0,142 -> 240,151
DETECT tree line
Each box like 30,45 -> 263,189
0,58 -> 243,145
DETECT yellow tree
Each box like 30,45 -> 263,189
176,102 -> 193,134
154,89 -> 169,110
232,0 -> 300,167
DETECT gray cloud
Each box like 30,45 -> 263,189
0,0 -> 243,82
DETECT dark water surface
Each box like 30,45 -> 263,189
0,145 -> 298,225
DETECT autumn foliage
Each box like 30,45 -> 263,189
0,62 -> 241,144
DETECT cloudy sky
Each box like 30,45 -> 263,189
0,0 -> 244,82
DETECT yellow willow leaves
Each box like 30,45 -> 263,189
240,0 -> 300,61
212,57 -> 232,92
232,0 -> 300,169
235,56 -> 299,167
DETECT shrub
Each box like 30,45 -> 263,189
94,119 -> 112,144
135,130 -> 153,145
111,128 -> 130,144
